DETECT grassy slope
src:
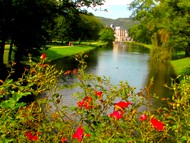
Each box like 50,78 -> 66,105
42,41 -> 106,61
3,41 -> 107,64
170,57 -> 190,75
126,42 -> 152,49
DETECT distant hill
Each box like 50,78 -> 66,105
96,16 -> 139,30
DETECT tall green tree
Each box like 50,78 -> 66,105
99,27 -> 115,42
78,13 -> 104,42
129,0 -> 190,62
0,0 -> 105,66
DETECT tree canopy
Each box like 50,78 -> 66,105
99,27 -> 115,42
129,0 -> 190,62
0,0 -> 105,67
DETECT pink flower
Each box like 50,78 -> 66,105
115,101 -> 132,109
72,126 -> 84,142
150,118 -> 164,131
139,114 -> 148,121
95,91 -> 103,98
40,53 -> 46,60
109,110 -> 123,120
25,131 -> 39,141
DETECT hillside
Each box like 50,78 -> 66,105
97,16 -> 139,30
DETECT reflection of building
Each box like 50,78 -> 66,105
110,24 -> 131,42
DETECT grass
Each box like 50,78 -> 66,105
3,41 -> 107,64
126,42 -> 152,49
170,57 -> 190,75
4,44 -> 11,64
43,41 -> 107,61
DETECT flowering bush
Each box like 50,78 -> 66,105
0,54 -> 190,142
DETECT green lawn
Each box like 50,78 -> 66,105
126,42 -> 152,49
3,41 -> 107,64
170,57 -> 190,75
43,41 -> 107,61
4,44 -> 11,64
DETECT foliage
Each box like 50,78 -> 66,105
99,27 -> 115,42
0,54 -> 190,142
129,0 -> 190,62
42,41 -> 107,61
78,14 -> 104,42
128,24 -> 151,44
0,0 -> 105,65
171,57 -> 190,75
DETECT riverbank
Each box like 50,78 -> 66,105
42,41 -> 108,62
126,41 -> 152,49
126,42 -> 190,76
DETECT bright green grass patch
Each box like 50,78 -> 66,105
126,42 -> 152,49
42,41 -> 107,61
4,45 -> 11,64
171,57 -> 190,75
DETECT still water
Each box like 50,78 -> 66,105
51,42 -> 175,108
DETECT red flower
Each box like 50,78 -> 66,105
26,131 -> 39,141
72,68 -> 78,75
115,101 -> 132,109
95,91 -> 103,98
64,70 -> 72,75
77,101 -> 84,108
73,126 -> 84,142
77,96 -> 93,109
139,114 -> 148,121
61,137 -> 68,143
150,118 -> 164,131
40,53 -> 46,60
109,110 -> 123,120
84,102 -> 93,109
84,133 -> 91,137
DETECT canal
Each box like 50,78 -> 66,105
51,42 -> 175,109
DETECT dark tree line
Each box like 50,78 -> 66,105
0,0 -> 105,67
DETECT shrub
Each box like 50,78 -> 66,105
0,54 -> 190,142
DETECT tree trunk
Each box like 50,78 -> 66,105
8,38 -> 14,63
0,38 -> 6,67
185,44 -> 190,57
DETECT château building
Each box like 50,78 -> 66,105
110,24 -> 131,42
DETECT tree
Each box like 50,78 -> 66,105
0,0 -> 14,66
78,13 -> 104,43
0,0 -> 105,66
128,24 -> 151,44
12,0 -> 58,63
129,0 -> 190,62
53,12 -> 104,44
99,27 -> 115,42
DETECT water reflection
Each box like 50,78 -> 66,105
51,42 -> 175,108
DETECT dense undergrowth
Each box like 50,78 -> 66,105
0,54 -> 190,142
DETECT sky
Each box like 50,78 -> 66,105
85,0 -> 134,19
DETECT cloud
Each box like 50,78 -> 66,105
83,0 -> 133,19
103,0 -> 133,6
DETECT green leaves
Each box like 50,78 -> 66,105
1,55 -> 190,142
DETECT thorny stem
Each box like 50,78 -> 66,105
49,90 -> 72,126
